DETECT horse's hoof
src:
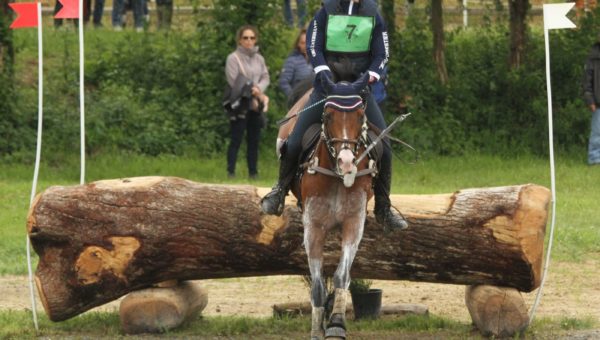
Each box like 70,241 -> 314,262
324,326 -> 346,339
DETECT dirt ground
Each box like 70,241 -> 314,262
1,260 -> 598,324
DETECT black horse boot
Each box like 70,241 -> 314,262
260,152 -> 297,216
374,167 -> 409,231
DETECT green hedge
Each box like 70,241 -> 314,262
3,6 -> 600,159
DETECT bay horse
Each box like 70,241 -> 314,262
281,74 -> 377,339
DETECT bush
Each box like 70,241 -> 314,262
5,7 -> 600,159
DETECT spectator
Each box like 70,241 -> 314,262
283,0 -> 306,28
156,0 -> 173,30
225,25 -> 270,179
112,0 -> 144,32
583,34 -> 600,165
83,0 -> 105,27
279,29 -> 314,108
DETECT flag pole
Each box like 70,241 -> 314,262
79,0 -> 85,184
529,3 -> 575,325
26,1 -> 43,331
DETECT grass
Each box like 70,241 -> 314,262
0,309 -> 596,339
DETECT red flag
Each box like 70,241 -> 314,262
9,2 -> 39,29
54,0 -> 79,19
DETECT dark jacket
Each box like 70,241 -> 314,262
307,0 -> 389,93
278,51 -> 314,98
583,43 -> 600,106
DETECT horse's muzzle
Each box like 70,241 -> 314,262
337,149 -> 357,187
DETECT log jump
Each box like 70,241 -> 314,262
27,177 -> 550,322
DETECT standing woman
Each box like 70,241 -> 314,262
279,29 -> 314,108
225,25 -> 270,179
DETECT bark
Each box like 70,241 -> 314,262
509,0 -> 530,69
431,0 -> 448,84
27,177 -> 550,321
119,281 -> 208,334
465,285 -> 529,337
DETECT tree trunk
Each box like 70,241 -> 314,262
465,285 -> 529,337
27,177 -> 550,321
509,0 -> 529,69
0,0 -> 13,72
431,0 -> 448,84
381,0 -> 395,37
0,0 -> 15,155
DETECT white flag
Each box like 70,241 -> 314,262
543,3 -> 576,30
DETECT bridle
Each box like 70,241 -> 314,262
320,95 -> 369,162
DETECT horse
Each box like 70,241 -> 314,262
280,74 -> 378,339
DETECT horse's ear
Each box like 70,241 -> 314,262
352,73 -> 370,93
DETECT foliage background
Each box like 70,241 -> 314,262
2,4 -> 600,160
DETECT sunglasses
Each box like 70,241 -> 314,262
242,36 -> 256,40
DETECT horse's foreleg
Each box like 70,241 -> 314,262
326,198 -> 367,339
305,219 -> 327,340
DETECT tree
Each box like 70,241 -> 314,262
0,0 -> 12,75
509,0 -> 530,69
381,0 -> 395,37
0,0 -> 16,154
431,0 -> 448,84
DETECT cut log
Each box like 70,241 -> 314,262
272,301 -> 428,318
119,281 -> 208,334
465,285 -> 529,337
27,177 -> 550,321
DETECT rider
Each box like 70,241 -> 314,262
261,0 -> 408,231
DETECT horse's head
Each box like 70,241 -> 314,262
321,73 -> 370,187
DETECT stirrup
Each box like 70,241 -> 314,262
260,186 -> 286,216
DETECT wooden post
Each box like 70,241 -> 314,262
119,281 -> 208,334
465,285 -> 529,337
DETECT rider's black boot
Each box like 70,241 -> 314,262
260,152 -> 297,216
374,166 -> 409,231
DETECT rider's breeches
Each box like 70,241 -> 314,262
227,110 -> 262,176
285,90 -> 392,174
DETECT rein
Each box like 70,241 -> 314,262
276,98 -> 328,127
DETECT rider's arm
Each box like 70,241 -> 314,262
306,8 -> 330,76
367,13 -> 389,82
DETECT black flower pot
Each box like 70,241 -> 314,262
350,288 -> 382,320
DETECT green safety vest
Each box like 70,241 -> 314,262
325,15 -> 374,54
